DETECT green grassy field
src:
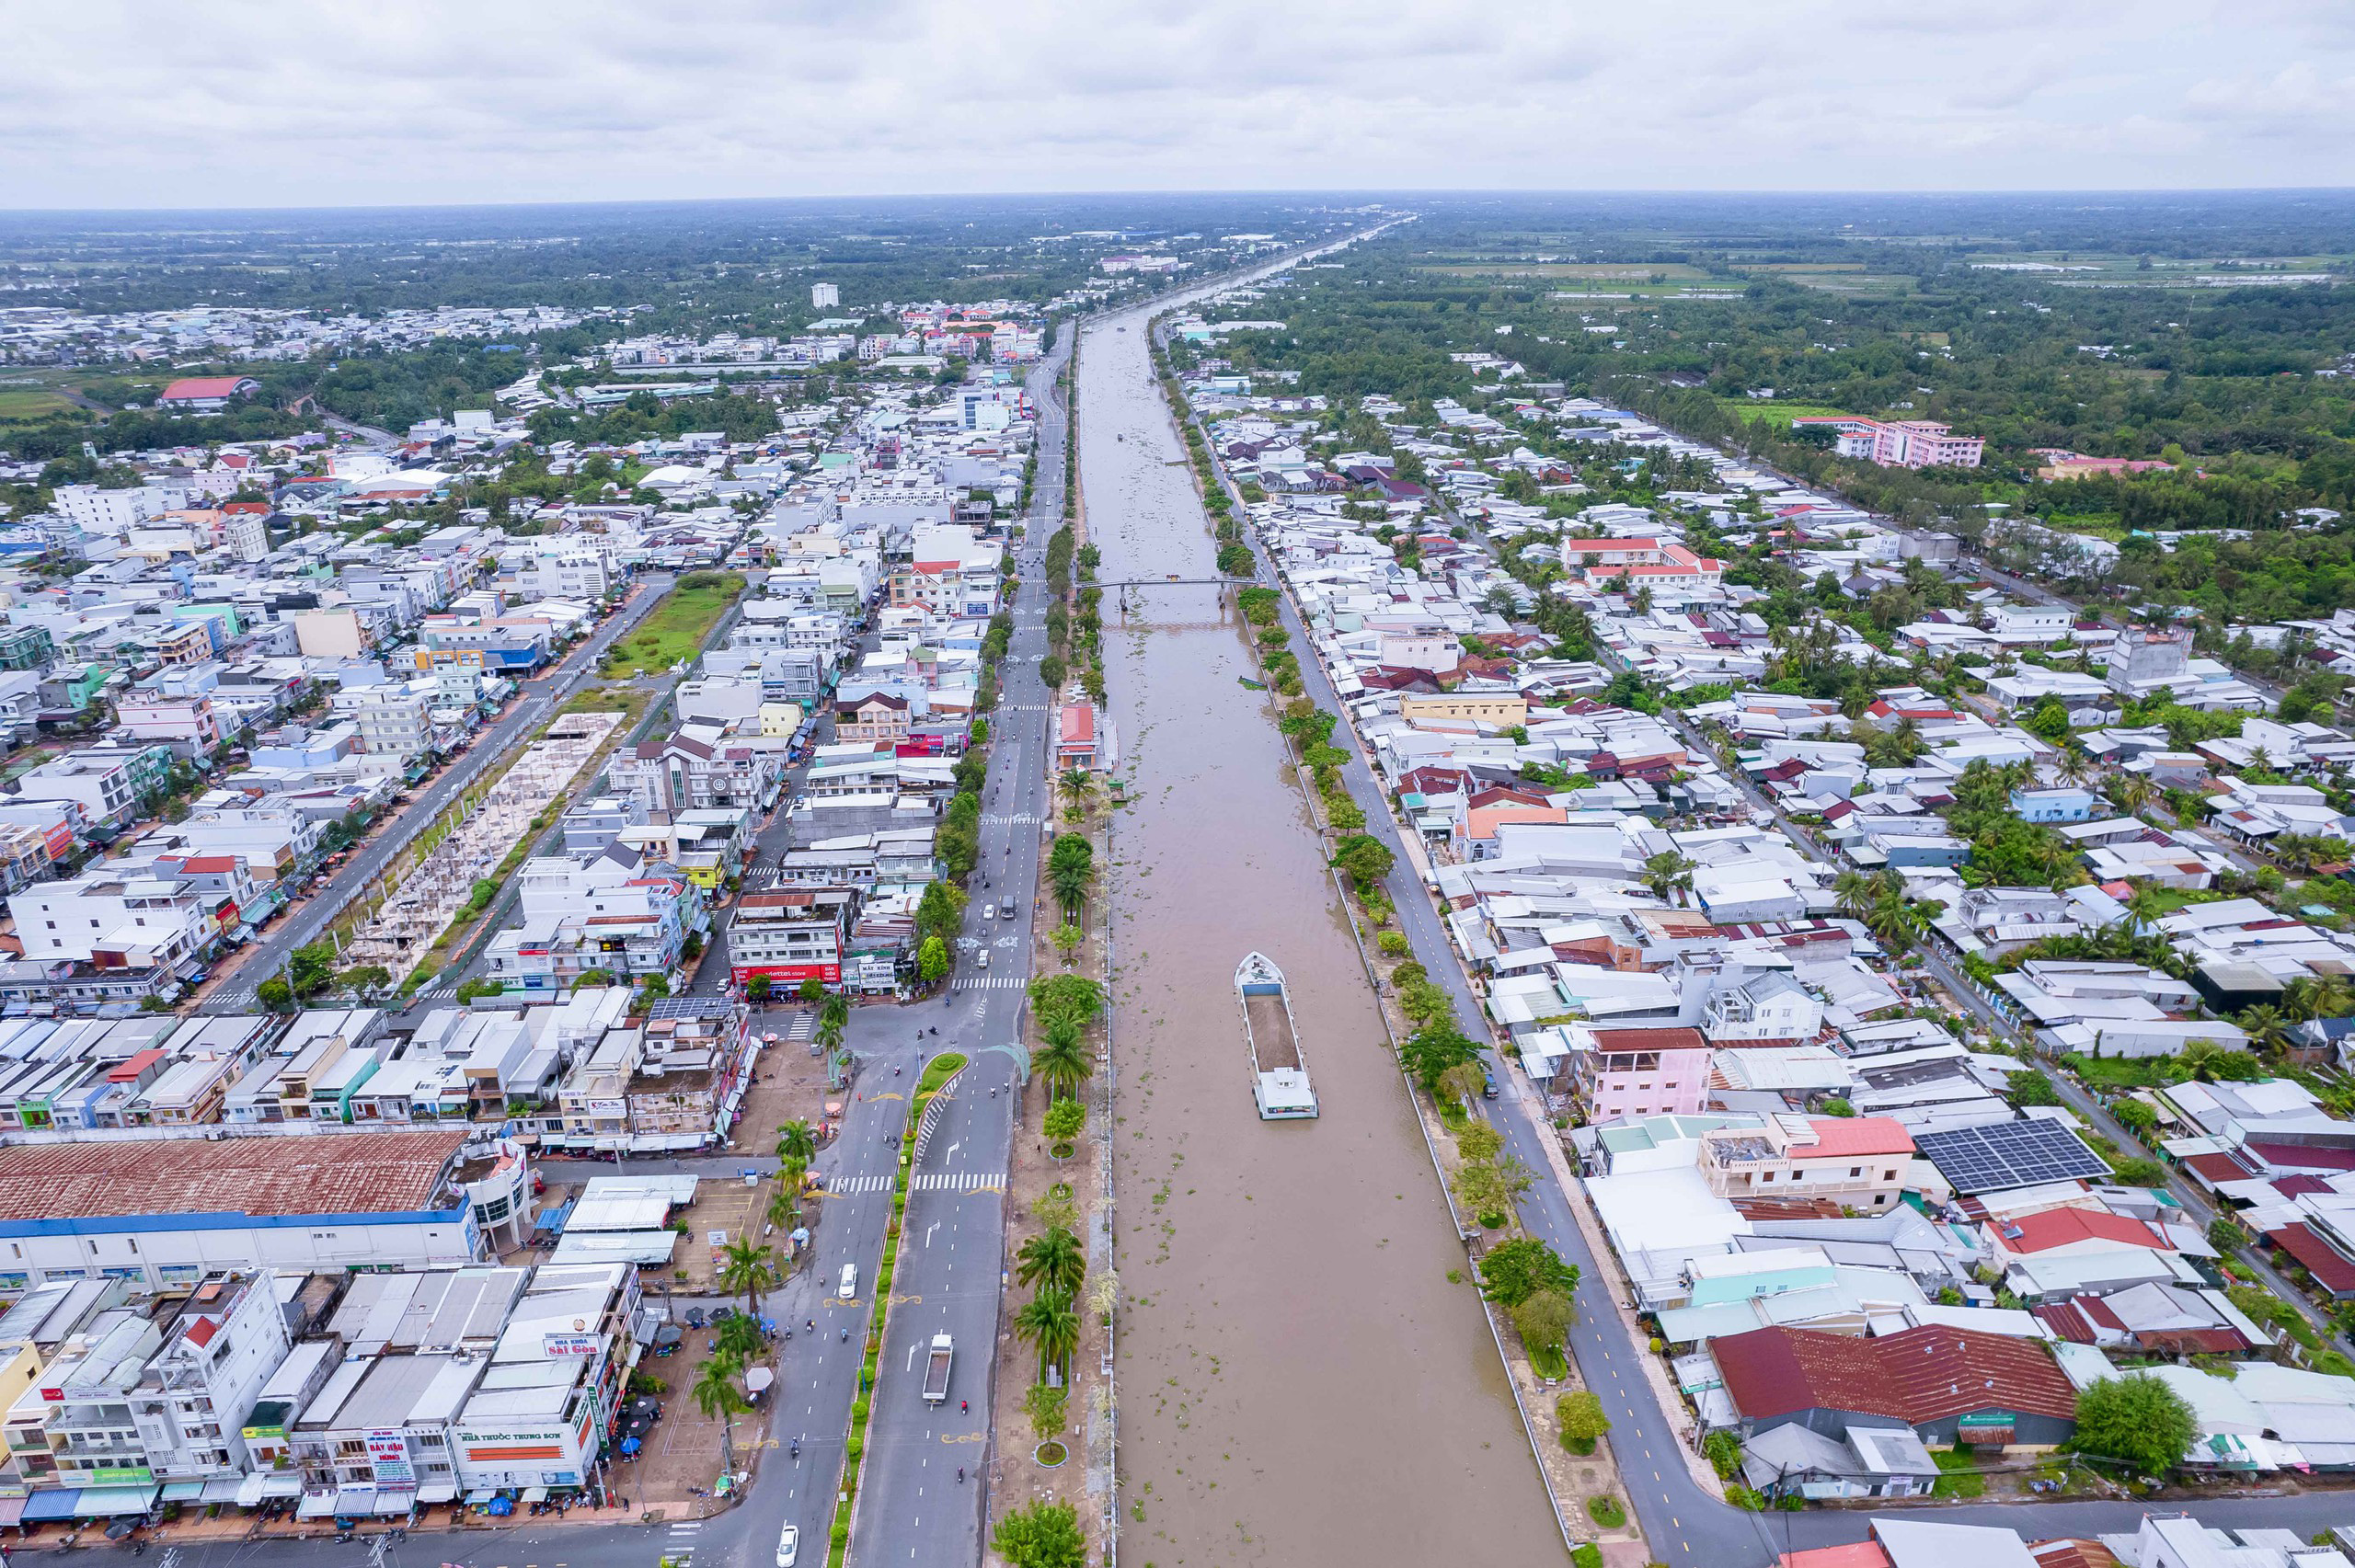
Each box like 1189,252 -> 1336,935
0,386 -> 75,420
599,573 -> 746,677
1715,398 -> 1860,427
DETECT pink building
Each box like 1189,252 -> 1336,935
1568,1025 -> 1712,1123
1792,417 -> 1983,470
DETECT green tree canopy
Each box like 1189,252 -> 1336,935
992,1500 -> 1087,1568
1478,1236 -> 1580,1308
2073,1373 -> 2195,1476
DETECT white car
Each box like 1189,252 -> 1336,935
838,1263 -> 858,1300
777,1523 -> 799,1566
981,902 -> 995,921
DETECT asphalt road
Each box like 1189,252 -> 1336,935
850,328 -> 1072,1568
205,574 -> 680,1010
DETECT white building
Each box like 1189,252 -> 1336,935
128,1269 -> 293,1483
52,485 -> 185,540
6,869 -> 215,968
225,510 -> 271,562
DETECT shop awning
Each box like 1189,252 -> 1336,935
201,1477 -> 247,1504
20,1490 -> 82,1523
417,1481 -> 458,1505
296,1491 -> 339,1520
372,1493 -> 411,1516
235,1474 -> 269,1508
520,1485 -> 548,1504
76,1486 -> 157,1518
332,1484 -> 378,1515
463,1489 -> 496,1505
0,1494 -> 27,1528
160,1481 -> 206,1503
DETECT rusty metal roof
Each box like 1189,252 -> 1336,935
0,1129 -> 469,1220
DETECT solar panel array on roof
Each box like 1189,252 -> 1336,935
1915,1119 -> 2108,1194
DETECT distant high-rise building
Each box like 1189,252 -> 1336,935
811,282 -> 840,309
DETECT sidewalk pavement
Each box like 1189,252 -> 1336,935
38,1495 -> 711,1555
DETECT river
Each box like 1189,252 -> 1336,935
1081,290 -> 1565,1563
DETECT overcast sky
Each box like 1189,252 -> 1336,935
7,0 -> 2352,209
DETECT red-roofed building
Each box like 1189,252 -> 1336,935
2266,1221 -> 2355,1300
1781,1544 -> 1892,1568
1712,1322 -> 2077,1448
1701,1115 -> 1915,1211
1988,1207 -> 2169,1257
158,376 -> 260,412
1056,696 -> 1111,773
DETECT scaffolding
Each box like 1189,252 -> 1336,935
344,712 -> 625,981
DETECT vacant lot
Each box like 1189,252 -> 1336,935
1715,398 -> 1860,427
0,386 -> 75,420
601,572 -> 746,677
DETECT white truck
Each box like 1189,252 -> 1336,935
922,1333 -> 954,1404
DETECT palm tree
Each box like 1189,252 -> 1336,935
1031,1018 -> 1093,1102
2239,1004 -> 2293,1059
1832,870 -> 1878,921
1867,891 -> 1925,955
1013,1286 -> 1081,1379
2124,884 -> 2172,936
692,1356 -> 749,1481
765,1183 -> 799,1236
715,1310 -> 765,1367
1057,769 -> 1097,823
716,1239 -> 777,1324
1639,851 -> 1694,902
2170,1037 -> 2234,1083
776,1119 -> 817,1169
2287,974 -> 2355,1024
2113,774 -> 2157,818
1049,853 -> 1096,924
814,995 -> 848,1055
1016,1225 -> 1086,1296
2055,748 -> 2093,787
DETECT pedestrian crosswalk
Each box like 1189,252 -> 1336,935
958,975 -> 1028,990
827,1171 -> 1005,1194
414,984 -> 456,1001
785,1011 -> 815,1044
982,813 -> 1044,825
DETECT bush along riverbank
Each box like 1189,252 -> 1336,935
1149,321 -> 1256,578
1161,349 -> 1628,1557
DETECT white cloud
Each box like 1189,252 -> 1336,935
1,0 -> 2348,207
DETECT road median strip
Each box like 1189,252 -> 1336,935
833,1052 -> 965,1568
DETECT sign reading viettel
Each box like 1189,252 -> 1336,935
543,1332 -> 601,1357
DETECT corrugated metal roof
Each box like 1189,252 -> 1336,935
0,1128 -> 467,1221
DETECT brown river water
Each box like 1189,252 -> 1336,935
1082,303 -> 1564,1565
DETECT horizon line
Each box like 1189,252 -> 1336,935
4,186 -> 2355,221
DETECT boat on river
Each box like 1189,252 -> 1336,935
1235,952 -> 1317,1119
